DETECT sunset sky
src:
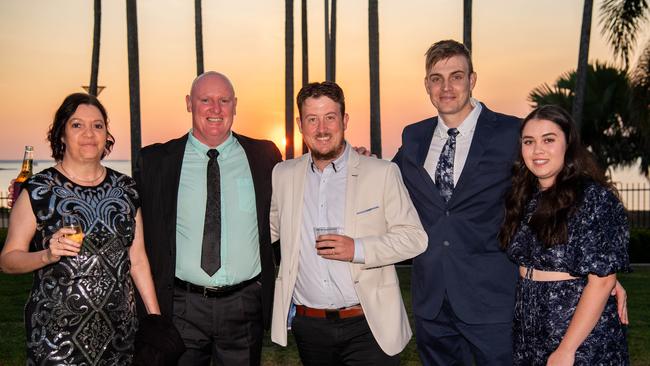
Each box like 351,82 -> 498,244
1,1 -> 648,181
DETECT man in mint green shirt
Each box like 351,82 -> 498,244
134,72 -> 282,365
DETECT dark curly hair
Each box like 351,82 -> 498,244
297,81 -> 345,118
499,105 -> 613,248
47,93 -> 114,161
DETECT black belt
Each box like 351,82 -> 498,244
174,274 -> 260,298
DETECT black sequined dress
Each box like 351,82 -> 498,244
23,167 -> 140,365
507,182 -> 630,365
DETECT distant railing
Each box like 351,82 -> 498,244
615,183 -> 650,229
0,191 -> 9,228
0,185 -> 648,229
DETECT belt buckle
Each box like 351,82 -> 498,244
202,286 -> 212,297
325,309 -> 339,320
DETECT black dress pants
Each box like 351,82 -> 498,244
291,313 -> 400,366
172,280 -> 263,366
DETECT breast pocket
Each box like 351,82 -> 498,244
237,178 -> 256,213
355,204 -> 383,234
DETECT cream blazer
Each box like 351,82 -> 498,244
269,149 -> 428,356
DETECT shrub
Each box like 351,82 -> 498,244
630,228 -> 650,263
0,227 -> 6,252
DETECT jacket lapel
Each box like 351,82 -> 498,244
404,119 -> 445,209
291,155 -> 309,266
452,105 -> 498,202
162,134 -> 187,249
345,149 -> 361,280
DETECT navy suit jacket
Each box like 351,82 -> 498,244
133,132 -> 282,330
393,104 -> 520,324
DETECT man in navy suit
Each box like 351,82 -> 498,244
392,40 -> 522,365
393,40 -> 628,365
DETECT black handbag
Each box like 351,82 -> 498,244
133,314 -> 185,366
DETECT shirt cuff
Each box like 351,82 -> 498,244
352,238 -> 365,264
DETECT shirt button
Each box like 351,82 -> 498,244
445,210 -> 450,216
443,240 -> 450,247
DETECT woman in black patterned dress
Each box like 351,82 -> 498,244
0,93 -> 160,365
499,105 -> 630,365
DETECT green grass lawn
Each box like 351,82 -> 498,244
1,267 -> 648,365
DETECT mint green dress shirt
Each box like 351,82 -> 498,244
175,130 -> 261,286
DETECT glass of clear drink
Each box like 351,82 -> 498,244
313,227 -> 342,250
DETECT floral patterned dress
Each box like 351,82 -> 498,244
24,167 -> 140,365
507,182 -> 630,365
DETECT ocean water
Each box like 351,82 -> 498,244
0,160 -> 132,193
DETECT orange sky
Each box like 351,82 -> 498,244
1,0 -> 648,181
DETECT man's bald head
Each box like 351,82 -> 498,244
189,71 -> 236,99
186,71 -> 238,147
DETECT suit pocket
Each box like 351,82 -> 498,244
356,205 -> 380,215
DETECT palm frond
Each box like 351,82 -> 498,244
599,0 -> 649,68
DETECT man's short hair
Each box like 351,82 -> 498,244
296,81 -> 345,118
425,40 -> 474,74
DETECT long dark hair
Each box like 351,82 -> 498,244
47,93 -> 115,161
499,105 -> 612,248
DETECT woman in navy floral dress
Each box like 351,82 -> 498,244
499,105 -> 629,365
0,93 -> 161,365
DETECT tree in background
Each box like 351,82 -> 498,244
194,0 -> 204,76
285,0 -> 294,159
126,0 -> 141,174
324,0 -> 337,81
89,0 -> 101,96
301,0 -> 309,154
463,0 -> 472,53
599,0 -> 649,70
529,62 -> 649,176
572,0 -> 594,132
369,0 -> 381,158
330,0 -> 337,81
599,0 -> 650,176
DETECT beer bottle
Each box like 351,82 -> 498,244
12,145 -> 34,203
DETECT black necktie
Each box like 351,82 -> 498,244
201,149 -> 221,276
435,128 -> 459,203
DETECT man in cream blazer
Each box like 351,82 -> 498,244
270,81 -> 427,365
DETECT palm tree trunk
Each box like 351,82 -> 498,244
285,0 -> 294,159
195,0 -> 204,76
89,0 -> 101,96
301,0 -> 309,154
324,0 -> 331,81
330,0 -> 337,82
126,0 -> 141,174
369,0 -> 381,158
463,0 -> 472,53
573,0 -> 593,134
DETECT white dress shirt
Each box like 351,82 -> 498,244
424,99 -> 483,185
293,143 -> 362,309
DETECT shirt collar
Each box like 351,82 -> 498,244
309,141 -> 350,173
435,98 -> 483,138
187,129 -> 235,159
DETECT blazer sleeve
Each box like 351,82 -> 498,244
360,163 -> 428,268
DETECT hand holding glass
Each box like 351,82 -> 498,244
314,227 -> 342,250
63,215 -> 84,246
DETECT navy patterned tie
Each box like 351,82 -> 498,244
435,128 -> 459,203
201,149 -> 221,276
